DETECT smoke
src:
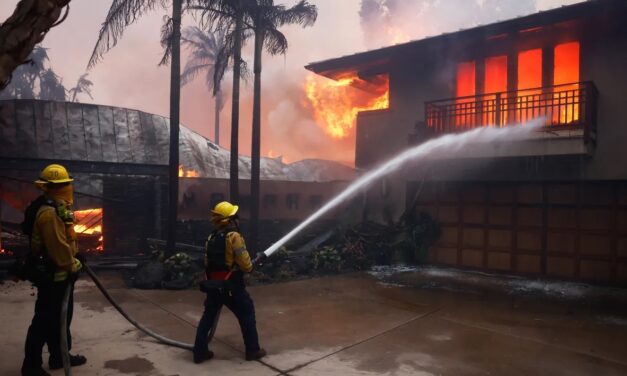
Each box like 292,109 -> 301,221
0,0 -> 583,165
359,0 -> 540,49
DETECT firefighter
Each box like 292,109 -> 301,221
193,201 -> 266,364
21,164 -> 86,376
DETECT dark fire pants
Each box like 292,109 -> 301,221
194,285 -> 260,356
23,280 -> 74,368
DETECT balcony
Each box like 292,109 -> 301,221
425,82 -> 598,146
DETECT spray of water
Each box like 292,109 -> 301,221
262,119 -> 543,257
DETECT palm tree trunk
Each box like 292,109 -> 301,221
214,90 -> 220,145
0,0 -> 71,89
229,0 -> 243,203
250,26 -> 263,253
166,0 -> 182,256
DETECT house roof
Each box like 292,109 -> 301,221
0,99 -> 355,182
306,0 -> 625,80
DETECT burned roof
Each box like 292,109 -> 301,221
0,99 -> 355,182
306,0 -> 626,80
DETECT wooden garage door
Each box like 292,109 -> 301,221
411,181 -> 627,286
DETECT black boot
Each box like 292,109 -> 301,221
193,349 -> 214,364
245,348 -> 266,361
21,365 -> 51,376
48,354 -> 87,370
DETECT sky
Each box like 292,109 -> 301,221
0,0 -> 582,165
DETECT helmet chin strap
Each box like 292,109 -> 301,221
230,217 -> 241,233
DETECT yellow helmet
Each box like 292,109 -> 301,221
211,201 -> 239,219
35,164 -> 74,185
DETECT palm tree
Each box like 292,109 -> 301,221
68,73 -> 94,102
181,26 -> 227,145
88,0 -> 184,255
0,0 -> 71,89
0,46 -> 67,101
245,0 -> 317,251
39,68 -> 67,101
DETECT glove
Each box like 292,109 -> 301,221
252,253 -> 267,266
73,258 -> 83,273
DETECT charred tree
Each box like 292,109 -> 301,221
229,0 -> 243,203
0,0 -> 71,89
166,0 -> 182,255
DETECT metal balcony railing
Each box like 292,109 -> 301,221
425,82 -> 598,144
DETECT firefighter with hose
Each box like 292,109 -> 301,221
20,164 -> 86,376
193,201 -> 266,364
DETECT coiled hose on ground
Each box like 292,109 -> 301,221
59,265 -> 222,375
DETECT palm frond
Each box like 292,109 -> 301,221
88,0 -> 162,69
262,27 -> 288,55
159,15 -> 174,66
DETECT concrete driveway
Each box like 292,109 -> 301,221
1,271 -> 626,375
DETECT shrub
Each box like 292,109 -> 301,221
311,246 -> 342,272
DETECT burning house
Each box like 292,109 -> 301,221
0,99 -> 355,255
307,0 -> 627,285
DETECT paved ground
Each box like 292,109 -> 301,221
1,270 -> 627,375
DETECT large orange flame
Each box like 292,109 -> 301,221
305,74 -> 389,139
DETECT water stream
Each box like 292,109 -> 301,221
262,119 -> 543,257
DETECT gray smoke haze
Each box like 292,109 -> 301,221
358,0 -> 575,49
0,0 -> 581,165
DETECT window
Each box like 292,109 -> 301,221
309,195 -> 323,209
456,61 -> 476,97
517,48 -> 543,122
485,56 -> 508,94
553,42 -> 580,124
517,49 -> 542,91
484,55 -> 508,125
286,194 -> 299,210
263,194 -> 278,209
456,61 -> 476,127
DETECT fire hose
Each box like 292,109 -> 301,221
58,255 -> 264,375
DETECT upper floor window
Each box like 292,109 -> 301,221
456,61 -> 476,98
286,194 -> 299,210
518,48 -> 542,91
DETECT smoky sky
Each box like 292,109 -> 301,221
359,0 -> 541,49
0,0 -> 581,165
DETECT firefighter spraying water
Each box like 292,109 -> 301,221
14,122 -> 541,376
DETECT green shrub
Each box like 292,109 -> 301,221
311,246 -> 342,272
163,252 -> 193,281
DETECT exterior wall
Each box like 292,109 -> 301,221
178,177 -> 351,221
412,180 -> 627,286
355,16 -> 627,182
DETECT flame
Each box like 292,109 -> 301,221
73,208 -> 104,252
268,149 -> 276,158
96,236 -> 104,252
179,165 -> 200,178
305,74 -> 389,139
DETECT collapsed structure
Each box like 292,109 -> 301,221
0,99 -> 355,254
307,0 -> 627,285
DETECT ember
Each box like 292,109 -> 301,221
305,74 -> 389,139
